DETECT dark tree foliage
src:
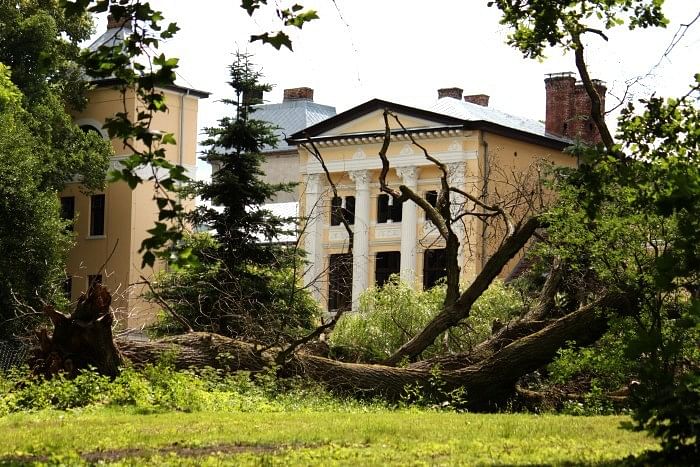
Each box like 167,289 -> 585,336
0,2 -> 111,339
197,54 -> 286,267
492,0 -> 699,458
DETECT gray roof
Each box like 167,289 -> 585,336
85,24 -> 209,98
88,23 -> 132,52
254,100 -> 336,152
429,97 -> 570,143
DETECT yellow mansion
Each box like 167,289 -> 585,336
59,18 -> 208,329
286,75 -> 605,312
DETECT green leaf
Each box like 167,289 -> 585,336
250,31 -> 293,51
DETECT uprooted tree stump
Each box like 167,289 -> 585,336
30,283 -> 121,378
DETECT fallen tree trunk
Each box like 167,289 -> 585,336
409,291 -> 620,371
115,294 -> 615,410
33,284 -> 625,410
383,217 -> 540,366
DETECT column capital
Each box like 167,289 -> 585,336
396,166 -> 420,186
349,169 -> 370,190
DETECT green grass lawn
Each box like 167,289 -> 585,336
0,407 -> 658,466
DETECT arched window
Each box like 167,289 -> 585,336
80,125 -> 103,138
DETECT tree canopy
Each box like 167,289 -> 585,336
0,2 -> 111,338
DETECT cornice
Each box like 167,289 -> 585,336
293,127 -> 466,148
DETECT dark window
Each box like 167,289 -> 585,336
423,248 -> 447,289
87,274 -> 102,289
425,190 -> 438,208
90,194 -> 105,236
331,196 -> 356,226
328,254 -> 352,311
60,196 -> 75,231
63,277 -> 72,300
377,194 -> 402,223
330,196 -> 342,225
344,196 -> 355,225
375,251 -> 400,287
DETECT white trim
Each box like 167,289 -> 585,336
304,150 -> 478,175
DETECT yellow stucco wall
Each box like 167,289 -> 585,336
480,132 -> 577,278
61,84 -> 202,329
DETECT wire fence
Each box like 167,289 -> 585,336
0,340 -> 29,371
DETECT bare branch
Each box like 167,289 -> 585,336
138,275 -> 194,332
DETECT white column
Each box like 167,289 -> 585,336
303,173 -> 324,301
349,169 -> 370,310
447,162 -> 467,272
396,166 -> 419,286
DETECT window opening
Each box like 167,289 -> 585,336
87,274 -> 102,289
63,277 -> 72,300
377,194 -> 402,223
375,251 -> 400,286
60,196 -> 75,231
328,253 -> 352,311
331,196 -> 355,226
90,194 -> 105,236
423,248 -> 447,289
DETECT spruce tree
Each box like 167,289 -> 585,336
176,53 -> 316,341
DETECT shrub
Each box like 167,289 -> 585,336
0,363 -> 388,416
329,277 -> 523,362
147,233 -> 320,343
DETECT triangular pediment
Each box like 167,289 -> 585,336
289,99 -> 464,141
318,109 -> 448,137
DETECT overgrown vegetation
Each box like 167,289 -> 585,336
330,278 -> 522,362
0,362 -> 380,416
0,365 -> 660,465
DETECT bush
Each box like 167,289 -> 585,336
0,362 -> 388,416
329,277 -> 523,362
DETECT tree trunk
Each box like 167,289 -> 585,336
116,294 -> 614,410
35,285 -> 621,410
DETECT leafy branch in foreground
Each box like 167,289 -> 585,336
64,0 -> 194,268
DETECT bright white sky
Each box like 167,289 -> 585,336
89,1 -> 700,177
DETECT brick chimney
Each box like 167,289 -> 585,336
544,72 -> 576,138
571,79 -> 607,144
464,94 -> 490,107
283,87 -> 314,102
438,87 -> 463,100
107,14 -> 131,30
544,72 -> 606,144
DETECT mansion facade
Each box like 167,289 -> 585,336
280,75 -> 605,311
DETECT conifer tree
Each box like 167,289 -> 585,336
196,52 -> 288,266
160,53 -> 316,341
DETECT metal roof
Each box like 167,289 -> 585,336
88,23 -> 132,52
429,97 -> 570,144
289,98 -> 571,150
253,100 -> 336,152
85,24 -> 210,98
